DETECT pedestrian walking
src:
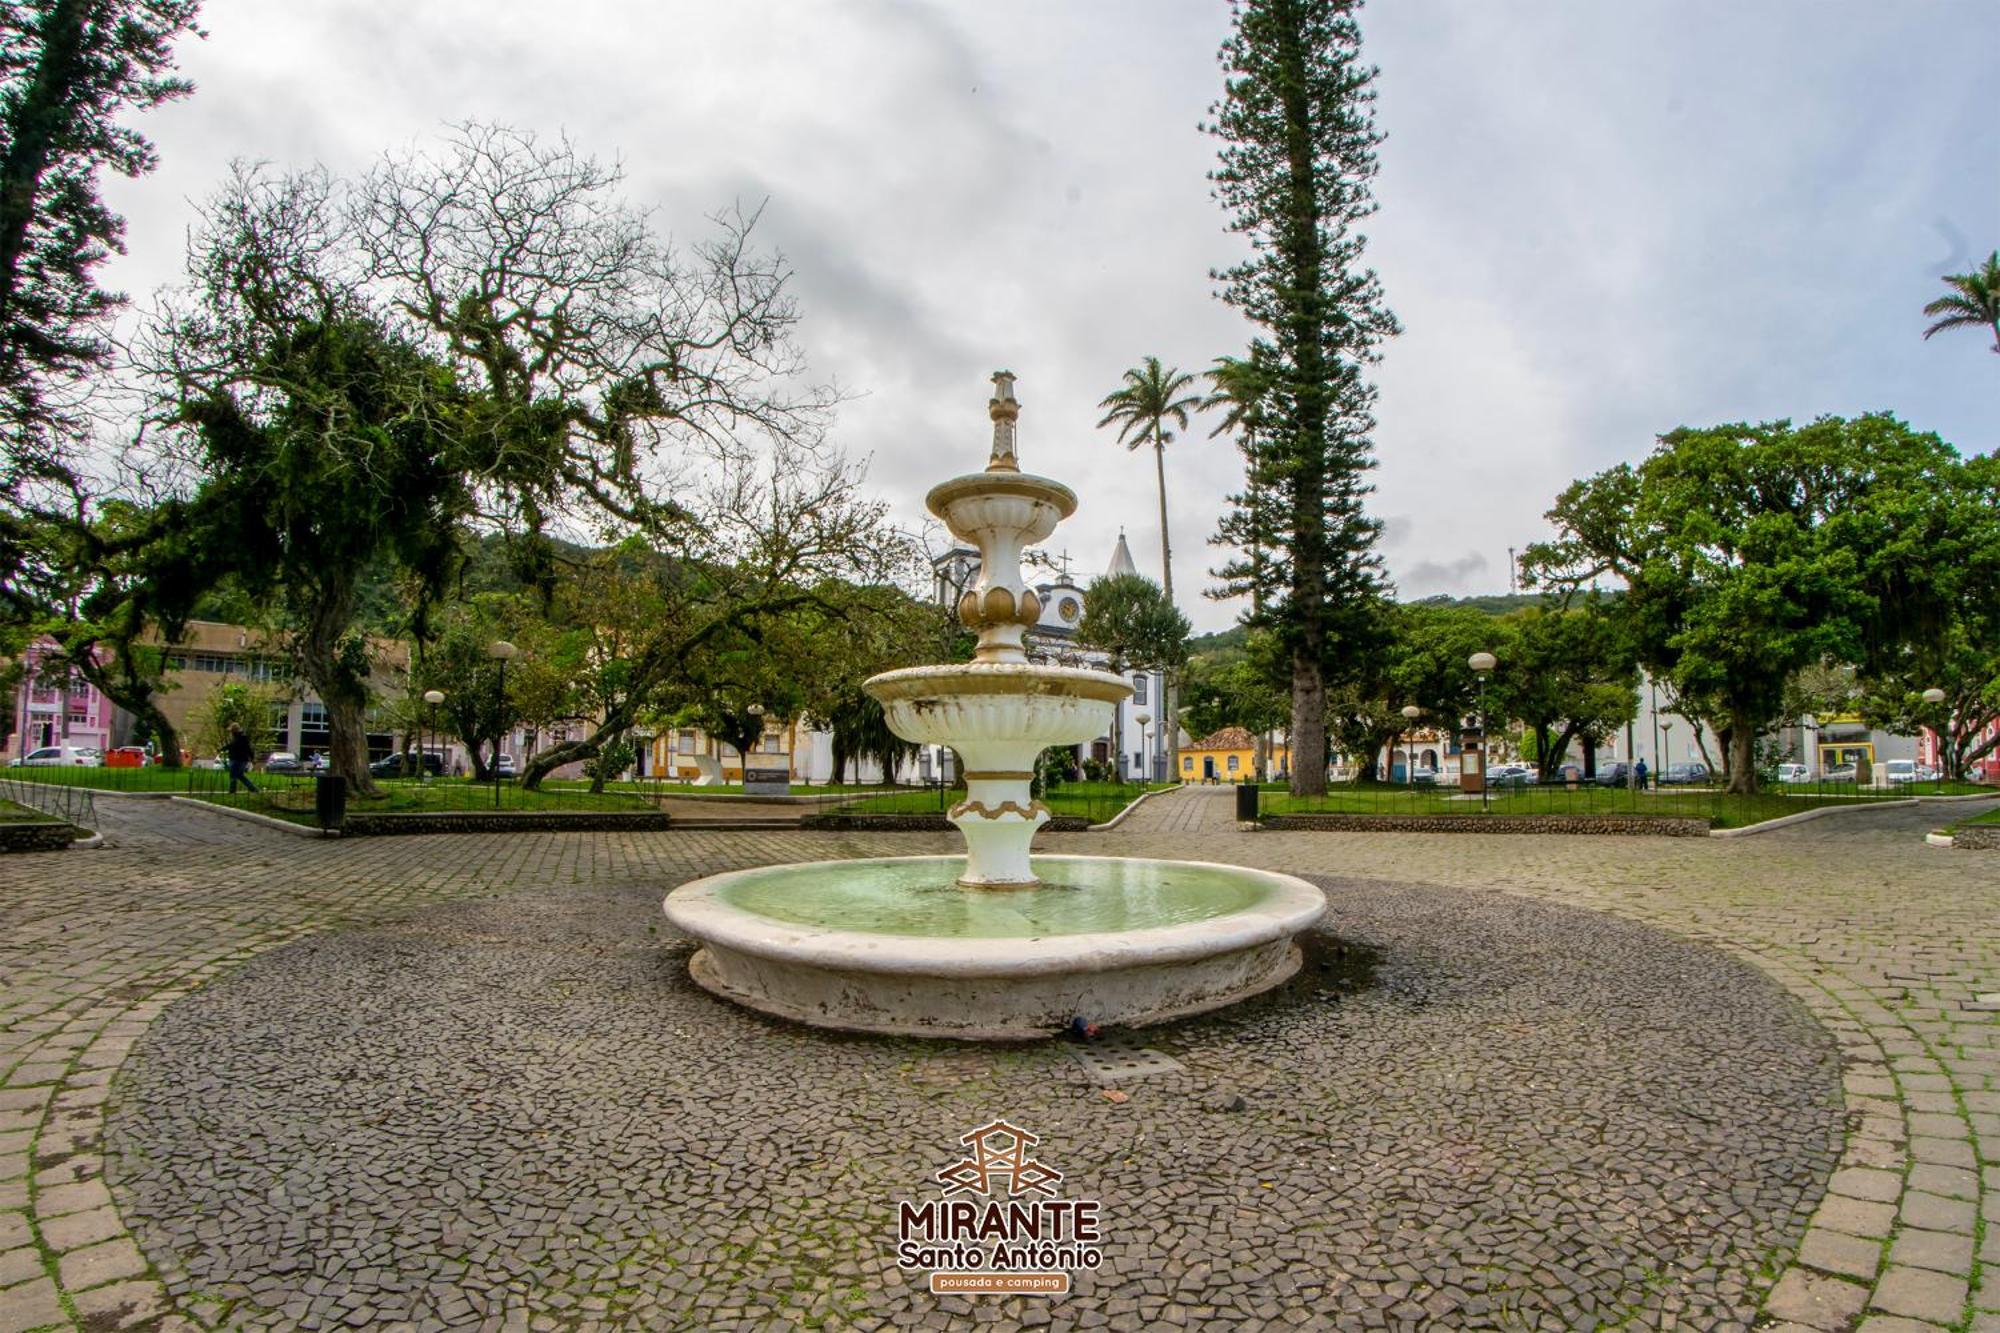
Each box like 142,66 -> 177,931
225,723 -> 259,794
1634,757 -> 1648,791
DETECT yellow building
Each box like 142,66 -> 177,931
1180,726 -> 1286,784
649,720 -> 806,783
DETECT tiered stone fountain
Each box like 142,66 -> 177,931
664,373 -> 1325,1039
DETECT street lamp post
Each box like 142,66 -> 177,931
1923,687 -> 1947,793
1469,652 -> 1496,813
1403,708 -> 1422,782
487,641 -> 517,809
1660,720 -> 1674,789
1134,712 -> 1152,785
421,690 -> 444,784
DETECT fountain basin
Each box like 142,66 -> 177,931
664,855 -> 1327,1039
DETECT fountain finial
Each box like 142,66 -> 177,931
987,370 -> 1020,472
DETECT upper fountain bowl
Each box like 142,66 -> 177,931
927,472 -> 1076,549
865,662 -> 1128,750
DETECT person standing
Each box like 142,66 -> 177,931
1634,757 -> 1648,791
225,723 -> 259,794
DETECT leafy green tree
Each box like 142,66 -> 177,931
1202,352 -> 1279,617
1181,630 -> 1288,779
0,0 -> 199,483
1922,250 -> 2000,355
1490,600 -> 1638,779
148,167 -> 475,796
188,678 -> 278,759
1206,0 -> 1400,796
1523,414 -> 1964,792
1075,572 -> 1191,778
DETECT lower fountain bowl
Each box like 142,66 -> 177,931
662,855 -> 1327,1040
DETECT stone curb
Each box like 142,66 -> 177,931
1087,785 -> 1178,832
342,811 -> 673,836
167,795 -> 335,838
1261,813 -> 1712,836
1925,831 -> 1957,848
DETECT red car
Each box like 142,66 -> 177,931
103,747 -> 150,768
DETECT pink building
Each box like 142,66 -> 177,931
7,639 -> 115,759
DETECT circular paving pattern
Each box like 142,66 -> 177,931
105,874 -> 1842,1330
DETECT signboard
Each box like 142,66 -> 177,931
744,759 -> 792,796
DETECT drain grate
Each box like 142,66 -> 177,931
1066,1036 -> 1185,1085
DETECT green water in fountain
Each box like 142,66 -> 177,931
712,856 -> 1278,938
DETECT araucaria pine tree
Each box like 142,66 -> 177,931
1206,0 -> 1399,796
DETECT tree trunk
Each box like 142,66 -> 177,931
1253,731 -> 1267,783
1725,713 -> 1757,795
1290,648 -> 1326,796
295,587 -> 377,796
73,657 -> 182,769
1153,434 -> 1173,604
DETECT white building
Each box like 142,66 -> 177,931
934,530 -> 1177,782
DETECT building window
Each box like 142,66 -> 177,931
677,729 -> 695,754
1227,754 -> 1240,771
1132,674 -> 1148,705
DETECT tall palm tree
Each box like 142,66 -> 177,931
1923,251 -> 2000,354
1096,356 -> 1200,603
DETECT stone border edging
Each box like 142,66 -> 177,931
1941,824 -> 2000,849
341,811 -> 673,836
1087,784 -> 1177,832
1925,831 -> 1957,847
1707,791 -> 1990,838
168,795 -> 335,838
798,812 -> 1093,833
1262,813 -> 1712,836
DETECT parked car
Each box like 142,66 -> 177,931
1483,762 -> 1533,788
1594,761 -> 1636,787
1883,759 -> 1919,785
103,746 -> 150,768
1823,763 -> 1859,782
495,753 -> 518,778
1775,763 -> 1810,783
368,751 -> 445,778
13,745 -> 95,766
1660,762 -> 1711,785
263,751 -> 306,774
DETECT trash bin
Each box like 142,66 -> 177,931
1235,781 -> 1259,821
315,774 -> 347,830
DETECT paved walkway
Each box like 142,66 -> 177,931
0,789 -> 1991,1331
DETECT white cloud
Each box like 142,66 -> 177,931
94,0 -> 2000,632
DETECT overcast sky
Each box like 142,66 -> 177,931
99,1 -> 2000,631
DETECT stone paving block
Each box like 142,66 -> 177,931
1887,1227 -> 1973,1275
0,1275 -> 65,1333
0,1247 -> 40,1287
57,1234 -> 147,1290
1906,1163 -> 1979,1200
39,1203 -> 121,1251
32,1177 -> 109,1218
1856,1318 -> 1950,1333
1899,1190 -> 1976,1234
71,1278 -> 169,1328
1814,1193 -> 1898,1239
1796,1227 -> 1881,1280
1868,1266 -> 1967,1323
1909,1136 -> 1978,1168
1765,1269 -> 1870,1329
1829,1166 -> 1902,1202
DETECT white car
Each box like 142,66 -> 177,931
13,745 -> 95,766
1884,759 -> 1918,785
1775,763 -> 1810,783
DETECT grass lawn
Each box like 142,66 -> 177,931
0,797 -> 52,822
1255,780 -> 1988,829
835,781 -> 1167,824
1950,805 -> 2000,828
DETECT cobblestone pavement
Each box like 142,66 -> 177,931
0,789 -> 1990,1331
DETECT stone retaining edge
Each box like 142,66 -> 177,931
1261,813 -> 1713,837
799,812 -> 1093,833
169,795 -> 335,838
341,810 -> 673,836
